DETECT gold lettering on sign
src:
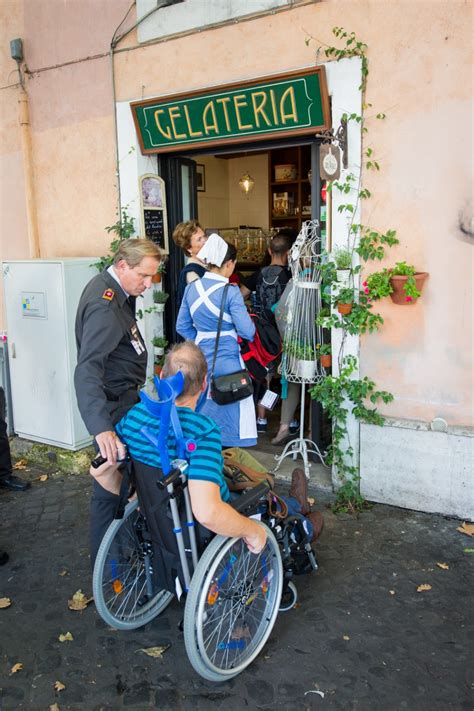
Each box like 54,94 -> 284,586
269,90 -> 279,125
169,106 -> 186,140
203,101 -> 219,135
251,92 -> 272,128
216,97 -> 232,132
183,105 -> 203,138
154,109 -> 172,140
280,86 -> 298,125
233,94 -> 253,130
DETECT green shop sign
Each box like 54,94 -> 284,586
131,67 -> 330,154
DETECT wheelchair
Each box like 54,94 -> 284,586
92,374 -> 318,682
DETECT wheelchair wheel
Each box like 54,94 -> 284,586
184,523 -> 282,681
93,499 -> 173,630
279,580 -> 298,612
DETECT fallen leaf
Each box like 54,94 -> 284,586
0,597 -> 12,609
13,459 -> 27,470
343,635 -> 350,640
10,663 -> 23,675
304,690 -> 325,698
54,681 -> 66,692
58,632 -> 74,642
389,590 -> 396,595
457,522 -> 474,537
417,584 -> 432,593
50,705 -> 60,711
38,474 -> 48,482
136,645 -> 170,658
68,589 -> 93,611
436,562 -> 449,570
59,569 -> 69,577
308,497 -> 315,506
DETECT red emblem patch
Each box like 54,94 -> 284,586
102,289 -> 114,301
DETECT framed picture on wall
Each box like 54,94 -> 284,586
196,164 -> 206,192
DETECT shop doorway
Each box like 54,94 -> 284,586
158,139 -> 328,452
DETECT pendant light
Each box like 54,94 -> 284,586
238,172 -> 255,195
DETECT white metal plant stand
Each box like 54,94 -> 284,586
273,220 -> 327,480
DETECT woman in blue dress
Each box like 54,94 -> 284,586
176,233 -> 257,447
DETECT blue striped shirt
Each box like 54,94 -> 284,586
116,403 -> 230,502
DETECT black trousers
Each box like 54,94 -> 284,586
0,387 -> 12,482
89,390 -> 139,568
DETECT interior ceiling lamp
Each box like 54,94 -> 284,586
238,172 -> 255,195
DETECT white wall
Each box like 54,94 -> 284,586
360,420 -> 474,521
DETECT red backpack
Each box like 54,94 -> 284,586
239,313 -> 282,382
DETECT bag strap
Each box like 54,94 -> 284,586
267,491 -> 289,519
210,283 -> 230,379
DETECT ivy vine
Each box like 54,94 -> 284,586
305,26 -> 402,513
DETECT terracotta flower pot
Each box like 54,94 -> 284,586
154,364 -> 162,376
320,354 -> 332,368
389,272 -> 428,304
337,302 -> 353,315
152,273 -> 162,284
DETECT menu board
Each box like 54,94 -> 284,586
144,209 -> 164,247
139,174 -> 169,253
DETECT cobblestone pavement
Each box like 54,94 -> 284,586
0,468 -> 472,711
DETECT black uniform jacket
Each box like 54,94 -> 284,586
74,270 -> 147,436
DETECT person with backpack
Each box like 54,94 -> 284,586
240,232 -> 292,433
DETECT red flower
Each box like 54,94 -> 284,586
362,281 -> 368,287
405,296 -> 413,302
364,287 -> 369,294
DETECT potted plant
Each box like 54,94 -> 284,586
285,340 -> 318,380
335,287 -> 355,315
364,262 -> 428,305
152,336 -> 168,357
332,247 -> 352,285
154,355 -> 165,376
152,261 -> 166,284
318,343 -> 332,368
152,290 -> 169,312
388,262 -> 428,304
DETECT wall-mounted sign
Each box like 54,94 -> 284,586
139,174 -> 169,253
319,144 -> 341,181
131,67 -> 330,154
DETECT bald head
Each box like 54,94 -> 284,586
161,341 -> 207,398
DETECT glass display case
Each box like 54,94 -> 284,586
206,227 -> 275,269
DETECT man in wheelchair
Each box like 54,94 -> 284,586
91,341 -> 320,680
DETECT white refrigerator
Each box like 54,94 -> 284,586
2,258 -> 98,450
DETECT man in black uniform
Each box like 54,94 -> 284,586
74,238 -> 161,563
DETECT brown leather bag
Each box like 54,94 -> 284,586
223,450 -> 275,492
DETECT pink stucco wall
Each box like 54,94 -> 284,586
0,0 -> 472,426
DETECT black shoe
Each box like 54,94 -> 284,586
289,420 -> 300,434
256,421 -> 268,433
0,551 -> 9,566
0,475 -> 31,492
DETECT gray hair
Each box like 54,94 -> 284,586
113,238 -> 162,268
162,341 -> 207,397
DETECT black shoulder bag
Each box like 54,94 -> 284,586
209,284 -> 253,405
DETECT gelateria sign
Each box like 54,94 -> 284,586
131,67 -> 330,154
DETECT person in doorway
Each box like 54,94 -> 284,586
176,233 -> 257,447
91,341 -> 267,554
172,219 -> 208,308
74,238 -> 161,564
240,232 -> 296,435
0,387 -> 30,492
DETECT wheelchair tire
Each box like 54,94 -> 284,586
279,580 -> 298,612
93,499 -> 173,630
183,523 -> 282,681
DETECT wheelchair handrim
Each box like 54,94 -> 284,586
194,526 -> 282,676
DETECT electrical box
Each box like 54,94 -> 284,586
2,259 -> 98,450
